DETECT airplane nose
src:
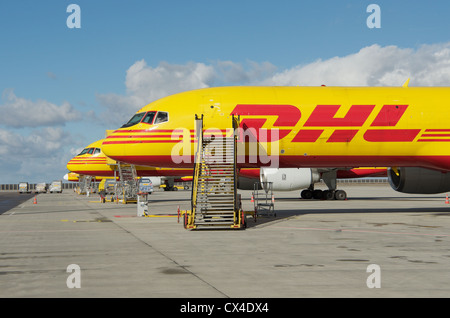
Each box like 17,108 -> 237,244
66,157 -> 85,174
66,158 -> 76,172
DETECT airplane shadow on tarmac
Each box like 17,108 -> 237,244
241,195 -> 450,229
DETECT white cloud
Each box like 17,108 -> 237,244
262,43 -> 450,87
0,127 -> 74,182
0,90 -> 82,128
0,127 -> 71,158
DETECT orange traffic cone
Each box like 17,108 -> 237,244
33,195 -> 37,204
272,195 -> 275,203
251,194 -> 254,202
446,194 -> 449,204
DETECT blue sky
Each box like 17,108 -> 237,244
1,0 -> 450,183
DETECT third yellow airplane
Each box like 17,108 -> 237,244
101,85 -> 445,194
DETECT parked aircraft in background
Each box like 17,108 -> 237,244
67,139 -> 192,190
68,139 -> 386,199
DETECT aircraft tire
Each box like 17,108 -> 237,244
312,190 -> 323,199
322,190 -> 334,200
301,189 -> 313,199
334,190 -> 347,200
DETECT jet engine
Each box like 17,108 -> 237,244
260,168 -> 320,191
388,167 -> 450,194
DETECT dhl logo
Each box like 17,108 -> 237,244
231,104 -> 423,143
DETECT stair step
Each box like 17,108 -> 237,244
197,203 -> 235,207
195,219 -> 235,223
195,214 -> 235,219
196,207 -> 235,211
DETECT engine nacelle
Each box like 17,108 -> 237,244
388,167 -> 450,194
260,168 -> 320,191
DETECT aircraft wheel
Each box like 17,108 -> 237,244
322,190 -> 334,200
334,190 -> 347,200
312,190 -> 323,199
301,189 -> 313,199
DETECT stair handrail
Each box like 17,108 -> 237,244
191,114 -> 204,221
232,115 -> 239,216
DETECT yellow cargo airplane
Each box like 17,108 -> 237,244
101,86 -> 416,197
101,85 -> 450,195
67,139 -> 193,189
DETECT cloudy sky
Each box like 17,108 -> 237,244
1,0 -> 450,183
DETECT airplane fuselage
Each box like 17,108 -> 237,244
102,86 -> 450,171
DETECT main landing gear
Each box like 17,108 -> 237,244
301,188 -> 347,200
300,170 -> 347,201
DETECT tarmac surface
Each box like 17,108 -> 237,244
1,184 -> 450,298
0,192 -> 34,215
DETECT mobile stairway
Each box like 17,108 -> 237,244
183,115 -> 245,229
116,162 -> 139,204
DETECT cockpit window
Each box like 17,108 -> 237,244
121,112 -> 146,128
154,111 -> 169,124
93,148 -> 101,155
78,148 -> 90,155
120,111 -> 167,127
87,148 -> 94,154
142,111 -> 156,124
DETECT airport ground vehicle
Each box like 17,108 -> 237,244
36,182 -> 47,193
49,180 -> 63,193
139,177 -> 153,194
98,179 -> 116,195
19,182 -> 30,194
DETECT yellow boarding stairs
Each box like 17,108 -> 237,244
183,115 -> 245,229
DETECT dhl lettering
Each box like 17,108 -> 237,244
370,105 -> 408,126
231,104 -> 301,127
362,105 -> 420,142
304,105 -> 375,127
231,104 -> 420,143
231,104 -> 300,142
